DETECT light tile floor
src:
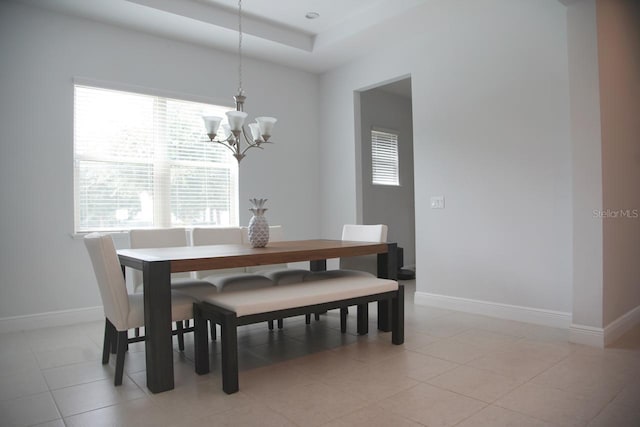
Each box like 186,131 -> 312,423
1,280 -> 639,426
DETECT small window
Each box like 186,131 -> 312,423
73,84 -> 239,232
371,129 -> 400,186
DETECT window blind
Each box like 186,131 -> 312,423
74,85 -> 238,232
371,129 -> 400,186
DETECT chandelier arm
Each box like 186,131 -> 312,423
210,138 -> 241,157
238,128 -> 263,155
240,127 -> 255,146
241,143 -> 264,156
242,144 -> 264,155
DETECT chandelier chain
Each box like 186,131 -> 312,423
238,0 -> 243,95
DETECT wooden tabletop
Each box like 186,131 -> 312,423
117,239 -> 389,273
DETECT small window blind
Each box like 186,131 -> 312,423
371,129 -> 400,186
74,84 -> 238,232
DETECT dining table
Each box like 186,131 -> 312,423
117,239 -> 398,393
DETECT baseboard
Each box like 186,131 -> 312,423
604,304 -> 640,346
569,324 -> 604,347
0,306 -> 103,334
414,291 -> 572,329
569,304 -> 640,348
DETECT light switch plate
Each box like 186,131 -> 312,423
430,196 -> 445,209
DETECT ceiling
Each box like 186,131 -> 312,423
17,0 -> 432,73
16,0 -> 570,74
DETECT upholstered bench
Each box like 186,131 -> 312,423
193,276 -> 404,394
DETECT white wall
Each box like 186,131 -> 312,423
0,1 -> 320,319
359,88 -> 415,266
566,0 -> 604,329
565,0 -> 640,343
320,0 -> 573,316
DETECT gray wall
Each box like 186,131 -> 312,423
566,0 -> 604,328
597,0 -> 640,327
566,0 -> 640,331
320,0 -> 573,314
0,1 -> 321,318
359,88 -> 415,266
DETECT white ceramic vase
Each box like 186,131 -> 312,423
248,198 -> 269,248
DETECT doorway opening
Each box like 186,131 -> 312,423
356,77 -> 415,279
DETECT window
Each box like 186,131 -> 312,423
371,129 -> 400,186
74,84 -> 238,232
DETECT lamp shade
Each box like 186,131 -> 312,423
226,111 -> 248,132
248,123 -> 264,142
255,117 -> 277,137
202,116 -> 222,137
220,123 -> 235,142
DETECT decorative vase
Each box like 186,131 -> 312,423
248,198 -> 269,248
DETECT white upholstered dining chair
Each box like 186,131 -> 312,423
84,233 -> 196,386
181,227 -> 275,332
191,227 -> 252,286
241,225 -> 311,329
304,224 -> 389,329
338,224 -> 388,275
190,227 -> 274,291
304,224 -> 388,281
242,225 -> 310,285
128,228 -> 214,341
128,228 -> 213,293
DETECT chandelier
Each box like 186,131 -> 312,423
202,0 -> 276,162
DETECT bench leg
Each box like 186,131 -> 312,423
176,321 -> 185,351
194,304 -> 210,375
210,321 -> 217,341
277,319 -> 284,329
221,311 -> 239,394
357,304 -> 368,335
268,320 -> 274,330
377,300 -> 392,332
392,285 -> 405,345
305,314 -> 311,324
340,308 -> 348,333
